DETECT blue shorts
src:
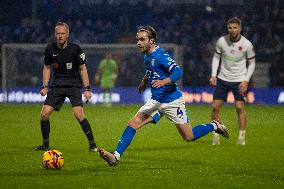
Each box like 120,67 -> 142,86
213,78 -> 245,102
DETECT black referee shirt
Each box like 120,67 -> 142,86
44,42 -> 86,88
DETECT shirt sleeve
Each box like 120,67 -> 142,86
215,38 -> 222,55
211,38 -> 222,77
43,47 -> 52,65
160,53 -> 183,82
75,45 -> 86,65
246,42 -> 255,60
245,42 -> 256,81
160,53 -> 180,73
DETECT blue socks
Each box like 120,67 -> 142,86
115,126 -> 136,155
115,123 -> 214,156
192,123 -> 214,141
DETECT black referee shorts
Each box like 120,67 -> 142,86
44,87 -> 83,111
213,78 -> 245,102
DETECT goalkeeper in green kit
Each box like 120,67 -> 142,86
95,53 -> 118,106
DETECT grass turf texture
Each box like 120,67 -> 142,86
0,104 -> 283,189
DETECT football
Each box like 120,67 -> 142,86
42,150 -> 64,170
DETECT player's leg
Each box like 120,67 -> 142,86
211,99 -> 223,145
69,87 -> 97,152
101,79 -> 110,105
35,88 -> 65,150
99,99 -> 160,166
99,112 -> 152,166
105,87 -> 112,106
35,105 -> 54,150
211,78 -> 228,145
162,97 -> 228,141
232,82 -> 247,145
101,87 -> 107,104
176,121 -> 229,142
235,100 -> 246,145
107,80 -> 115,106
72,106 -> 98,151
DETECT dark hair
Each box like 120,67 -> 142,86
137,25 -> 157,42
227,17 -> 242,26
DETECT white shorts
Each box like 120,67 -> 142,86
137,97 -> 189,124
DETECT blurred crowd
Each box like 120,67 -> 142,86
0,0 -> 283,86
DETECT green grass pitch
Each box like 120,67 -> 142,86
0,104 -> 283,189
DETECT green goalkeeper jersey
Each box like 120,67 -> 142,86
99,58 -> 117,88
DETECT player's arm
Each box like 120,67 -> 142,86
210,39 -> 222,86
80,64 -> 92,101
94,66 -> 101,84
151,55 -> 183,88
112,61 -> 118,82
210,52 -> 221,86
152,67 -> 182,88
138,74 -> 148,93
40,64 -> 51,96
239,43 -> 256,93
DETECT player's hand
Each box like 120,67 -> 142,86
83,90 -> 92,102
138,81 -> 147,93
239,81 -> 248,95
40,88 -> 48,96
94,74 -> 100,85
112,74 -> 117,82
152,78 -> 170,88
209,76 -> 217,86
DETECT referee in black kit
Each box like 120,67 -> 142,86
35,22 -> 98,152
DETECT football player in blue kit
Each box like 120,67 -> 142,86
99,25 -> 229,166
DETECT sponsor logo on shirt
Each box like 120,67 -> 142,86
80,53 -> 85,61
53,63 -> 59,69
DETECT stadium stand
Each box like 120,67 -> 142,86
0,0 -> 283,86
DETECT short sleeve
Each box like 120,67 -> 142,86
75,45 -> 86,65
43,47 -> 52,65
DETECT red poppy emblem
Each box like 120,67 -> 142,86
53,63 -> 59,69
238,46 -> 242,51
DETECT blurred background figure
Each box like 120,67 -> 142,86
209,17 -> 256,146
95,53 -> 118,106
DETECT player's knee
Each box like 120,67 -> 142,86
212,104 -> 219,112
40,112 -> 50,121
73,107 -> 85,121
74,113 -> 85,122
183,135 -> 194,142
128,117 -> 141,129
128,119 -> 137,128
236,107 -> 245,114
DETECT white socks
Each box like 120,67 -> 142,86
238,130 -> 246,139
114,151 -> 121,160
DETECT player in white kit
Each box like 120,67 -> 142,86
209,17 -> 256,145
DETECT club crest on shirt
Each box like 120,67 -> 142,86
80,53 -> 85,61
151,59 -> 155,66
239,46 -> 242,51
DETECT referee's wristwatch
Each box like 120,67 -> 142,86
84,86 -> 91,91
41,85 -> 48,90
